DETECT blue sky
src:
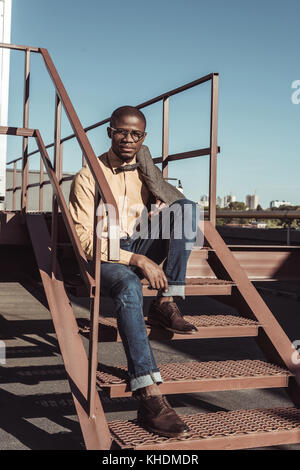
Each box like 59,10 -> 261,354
6,0 -> 300,207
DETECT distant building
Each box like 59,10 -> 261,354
198,194 -> 209,207
216,196 -> 223,208
270,200 -> 292,209
246,194 -> 259,210
225,222 -> 267,228
249,221 -> 267,229
223,195 -> 236,208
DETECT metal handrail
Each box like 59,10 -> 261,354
0,42 -> 120,260
213,210 -> 300,220
0,41 -> 219,420
0,43 -> 40,52
2,42 -> 219,226
0,125 -> 96,292
40,47 -> 120,260
6,73 -> 217,166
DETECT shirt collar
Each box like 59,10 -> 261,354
107,148 -> 137,174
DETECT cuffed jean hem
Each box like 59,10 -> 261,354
130,371 -> 163,392
161,284 -> 185,299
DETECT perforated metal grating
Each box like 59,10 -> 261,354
166,314 -> 258,328
109,407 -> 300,449
96,360 -> 291,386
141,277 -> 234,286
78,313 -> 259,335
185,277 -> 234,285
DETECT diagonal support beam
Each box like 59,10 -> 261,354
26,213 -> 112,450
204,221 -> 300,386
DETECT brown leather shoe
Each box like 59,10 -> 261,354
146,301 -> 198,334
137,394 -> 191,438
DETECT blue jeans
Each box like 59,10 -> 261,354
100,198 -> 200,391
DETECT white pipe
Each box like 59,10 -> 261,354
0,0 -> 12,210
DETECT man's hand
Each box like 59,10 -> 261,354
148,199 -> 167,219
130,253 -> 168,292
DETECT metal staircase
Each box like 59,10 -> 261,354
1,42 -> 300,450
76,220 -> 300,449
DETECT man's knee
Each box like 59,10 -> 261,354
114,273 -> 143,302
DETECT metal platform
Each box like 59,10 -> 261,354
67,277 -> 235,298
77,313 -> 260,342
109,407 -> 300,450
97,359 -> 292,397
141,277 -> 235,296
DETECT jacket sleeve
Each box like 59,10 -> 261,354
137,145 -> 185,205
69,170 -> 133,265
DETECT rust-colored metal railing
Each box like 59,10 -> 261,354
5,52 -> 220,226
0,42 -> 219,425
0,43 -> 122,424
1,43 -> 120,260
3,43 -> 300,452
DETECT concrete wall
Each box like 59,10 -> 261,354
5,169 -> 74,211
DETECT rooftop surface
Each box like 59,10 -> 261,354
0,280 -> 300,450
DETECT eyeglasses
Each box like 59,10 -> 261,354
109,127 -> 147,143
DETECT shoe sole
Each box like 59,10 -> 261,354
138,420 -> 192,439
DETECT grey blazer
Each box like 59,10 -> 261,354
136,145 -> 185,206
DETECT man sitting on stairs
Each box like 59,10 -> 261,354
69,106 -> 200,439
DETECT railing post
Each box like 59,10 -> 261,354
21,49 -> 30,213
58,142 -> 63,186
54,93 -> 62,179
51,93 -> 62,277
51,196 -> 59,278
12,161 -> 17,211
88,192 -> 102,418
162,96 -> 169,179
209,73 -> 219,227
287,220 -> 291,246
39,155 -> 43,211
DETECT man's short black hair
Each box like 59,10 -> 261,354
110,106 -> 147,129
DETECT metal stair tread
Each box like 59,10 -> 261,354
67,277 -> 235,297
96,359 -> 292,397
142,278 -> 235,297
66,276 -> 234,289
141,277 -> 235,286
109,407 -> 300,450
77,313 -> 260,342
97,359 -> 292,385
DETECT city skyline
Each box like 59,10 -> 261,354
198,193 -> 299,209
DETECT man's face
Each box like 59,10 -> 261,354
107,114 -> 146,162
